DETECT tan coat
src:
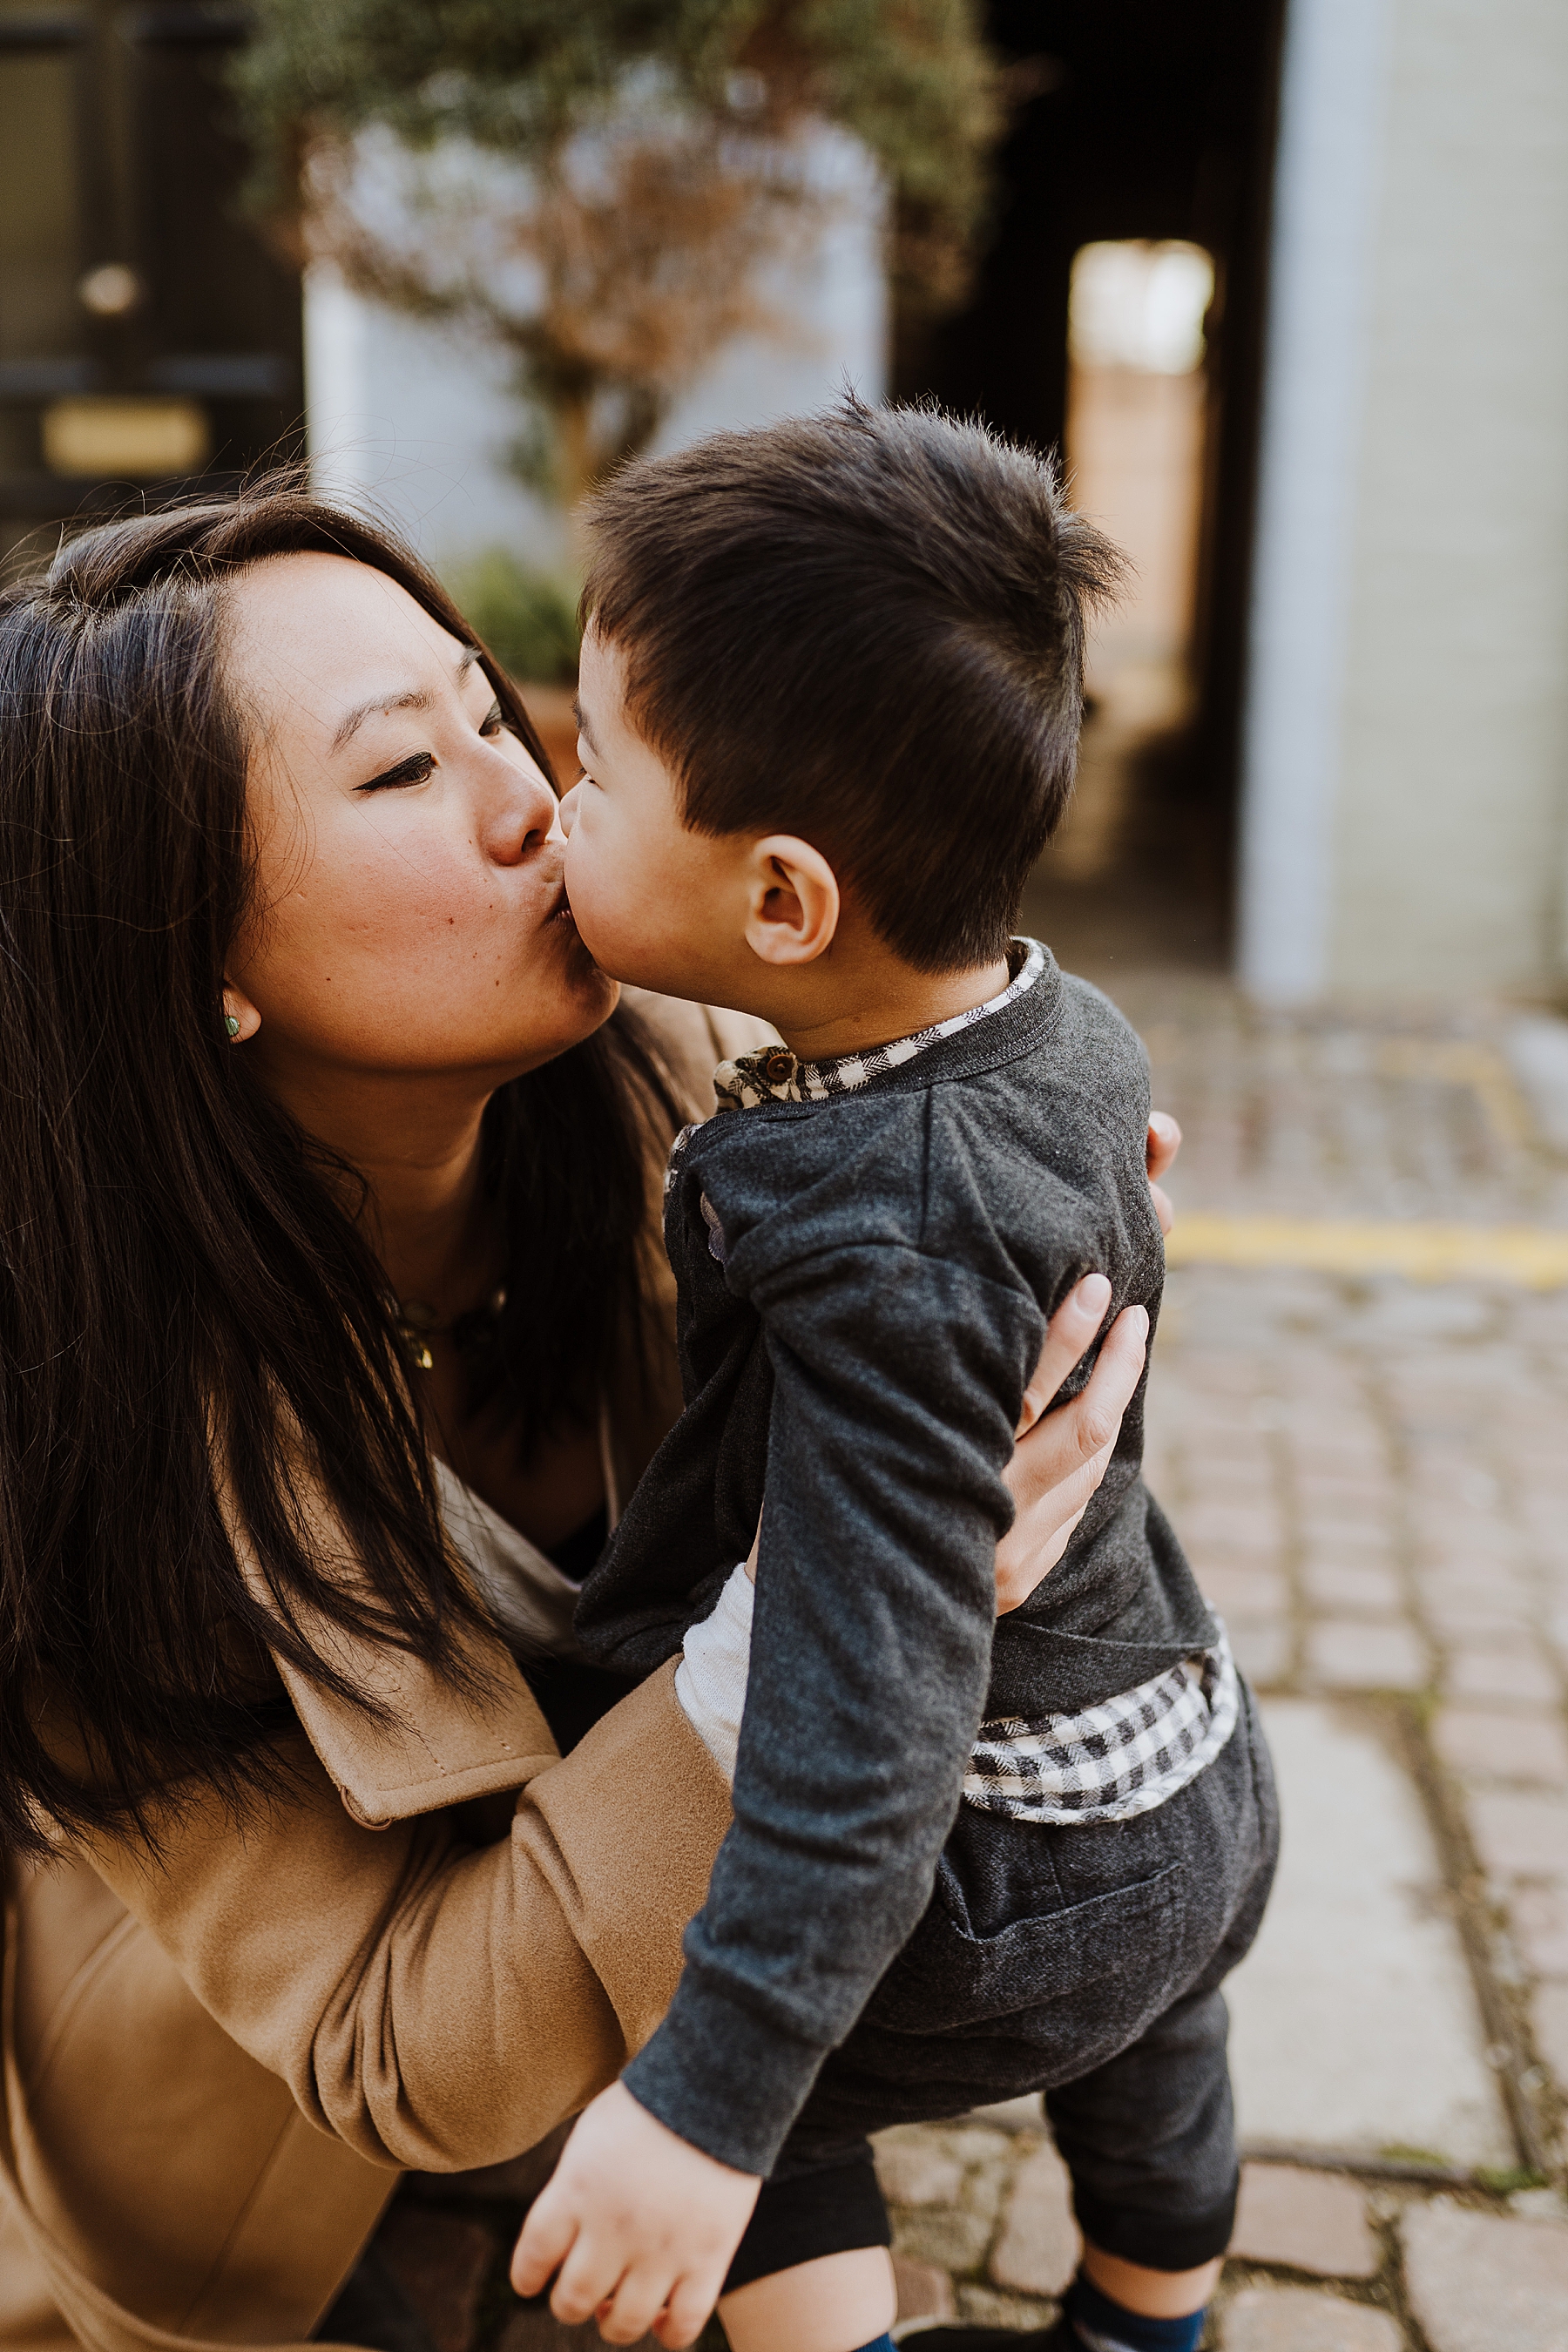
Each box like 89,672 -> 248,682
0,997 -> 767,2352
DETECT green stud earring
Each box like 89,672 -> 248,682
225,1013 -> 241,1040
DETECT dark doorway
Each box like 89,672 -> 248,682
896,2 -> 1285,977
0,0 -> 302,564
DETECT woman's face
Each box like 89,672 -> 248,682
222,553 -> 614,1097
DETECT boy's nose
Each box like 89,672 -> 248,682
557,781 -> 581,837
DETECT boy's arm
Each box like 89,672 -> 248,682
622,1227 -> 1044,2174
512,1274 -> 1152,2349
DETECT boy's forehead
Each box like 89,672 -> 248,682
575,626 -> 635,751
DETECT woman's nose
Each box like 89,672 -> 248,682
485,754 -> 559,864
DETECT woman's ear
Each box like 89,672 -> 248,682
744,835 -> 841,966
220,981 -> 261,1043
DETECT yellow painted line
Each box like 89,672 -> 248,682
1165,1213 -> 1568,1289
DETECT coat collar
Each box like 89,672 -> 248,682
230,1476 -> 556,1830
713,938 -> 1049,1112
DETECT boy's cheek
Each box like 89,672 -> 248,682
564,834 -> 652,976
564,856 -> 715,997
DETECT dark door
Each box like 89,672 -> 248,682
897,2 -> 1285,961
0,0 -> 302,559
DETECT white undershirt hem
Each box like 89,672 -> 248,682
674,1565 -> 754,1784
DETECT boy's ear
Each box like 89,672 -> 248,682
745,835 -> 841,966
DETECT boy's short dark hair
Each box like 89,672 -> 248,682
579,396 -> 1125,974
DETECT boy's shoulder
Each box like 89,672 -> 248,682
1044,964 -> 1152,1075
669,950 -> 1154,1284
672,952 -> 1150,1175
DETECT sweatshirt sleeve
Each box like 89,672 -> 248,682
77,1662 -> 733,2173
621,1213 -> 1044,2173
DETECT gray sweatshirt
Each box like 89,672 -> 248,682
574,943 -> 1214,2173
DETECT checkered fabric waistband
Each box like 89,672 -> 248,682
963,1617 -> 1239,1826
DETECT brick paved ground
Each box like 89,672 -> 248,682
358,977 -> 1568,2352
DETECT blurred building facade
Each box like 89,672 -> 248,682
0,0 -> 302,552
2,0 -> 1565,1008
1240,0 -> 1568,1006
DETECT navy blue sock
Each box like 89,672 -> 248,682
847,2336 -> 896,2352
1064,2273 -> 1206,2352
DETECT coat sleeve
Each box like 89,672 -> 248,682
621,1233 -> 1044,2173
74,1662 -> 732,2173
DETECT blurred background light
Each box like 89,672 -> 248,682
1068,240 -> 1214,375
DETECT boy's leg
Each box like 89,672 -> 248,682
1045,1982 -> 1240,2281
716,2142 -> 896,2352
719,2248 -> 896,2352
1078,2247 -> 1221,2320
899,1983 -> 1237,2352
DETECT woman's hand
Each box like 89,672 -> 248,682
994,1115 -> 1177,1612
997,1274 -> 1148,1612
1147,1109 -> 1181,1237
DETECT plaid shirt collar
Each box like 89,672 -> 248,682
713,937 -> 1048,1113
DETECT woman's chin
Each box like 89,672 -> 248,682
564,925 -> 621,1010
545,929 -> 621,1044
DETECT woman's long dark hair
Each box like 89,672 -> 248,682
0,483 -> 679,1855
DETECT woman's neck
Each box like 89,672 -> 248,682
257,1053 -> 503,1315
361,1119 -> 497,1318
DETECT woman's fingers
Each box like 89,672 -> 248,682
1146,1110 -> 1182,1184
1072,1301 -> 1150,1459
1147,1111 -> 1181,1238
996,1302 -> 1149,1613
1017,1272 -> 1112,1435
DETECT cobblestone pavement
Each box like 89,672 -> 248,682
361,976 -> 1568,2352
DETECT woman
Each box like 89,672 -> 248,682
0,487 -> 1173,2352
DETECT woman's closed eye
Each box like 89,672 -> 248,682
355,699 -> 512,793
355,748 -> 436,794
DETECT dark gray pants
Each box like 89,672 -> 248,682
730,1677 -> 1279,2281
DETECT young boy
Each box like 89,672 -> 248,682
513,401 -> 1278,2352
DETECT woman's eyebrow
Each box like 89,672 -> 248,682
332,645 -> 485,754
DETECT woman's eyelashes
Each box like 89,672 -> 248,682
356,749 -> 436,794
355,702 -> 510,792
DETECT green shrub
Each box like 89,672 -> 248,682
446,550 -> 580,686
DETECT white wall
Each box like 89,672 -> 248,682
304,262 -> 569,576
305,126 -> 887,585
1236,0 -> 1393,1002
1240,0 -> 1568,1004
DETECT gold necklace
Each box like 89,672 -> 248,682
394,1288 -> 507,1372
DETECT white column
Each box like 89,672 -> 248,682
1236,0 -> 1394,1002
302,261 -> 374,498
